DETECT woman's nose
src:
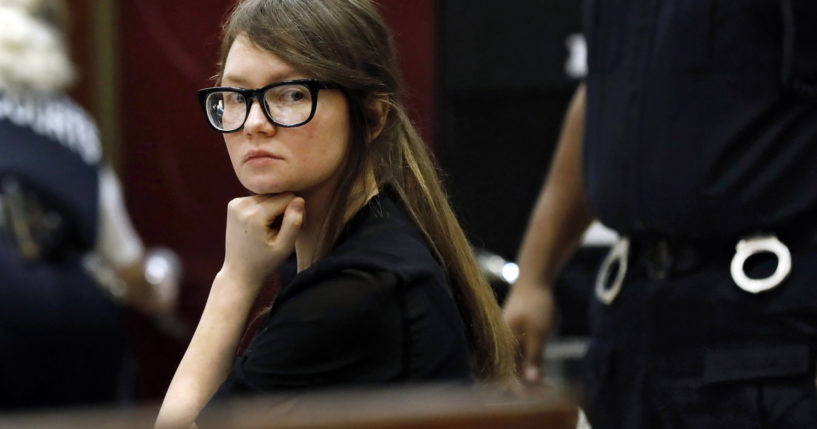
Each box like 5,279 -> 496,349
243,99 -> 276,135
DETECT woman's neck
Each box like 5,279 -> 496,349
294,174 -> 378,272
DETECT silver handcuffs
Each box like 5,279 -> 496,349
729,234 -> 791,294
595,238 -> 630,305
595,234 -> 792,305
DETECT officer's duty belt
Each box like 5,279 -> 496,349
595,222 -> 817,305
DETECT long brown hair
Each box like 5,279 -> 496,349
217,0 -> 514,383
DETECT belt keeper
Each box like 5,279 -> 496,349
645,239 -> 672,280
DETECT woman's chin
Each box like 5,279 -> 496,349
242,181 -> 290,195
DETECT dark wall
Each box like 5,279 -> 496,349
438,0 -> 583,260
65,0 -> 92,110
117,0 -> 238,401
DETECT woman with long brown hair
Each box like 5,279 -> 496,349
156,0 -> 514,426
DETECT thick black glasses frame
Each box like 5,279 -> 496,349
197,79 -> 341,133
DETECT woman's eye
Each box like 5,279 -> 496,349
269,86 -> 309,104
283,88 -> 307,102
225,92 -> 245,105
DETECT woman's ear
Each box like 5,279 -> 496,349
366,96 -> 390,143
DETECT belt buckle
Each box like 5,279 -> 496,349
729,234 -> 792,294
595,238 -> 630,305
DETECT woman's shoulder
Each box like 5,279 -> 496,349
277,192 -> 447,303
323,193 -> 442,279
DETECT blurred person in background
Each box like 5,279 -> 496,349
0,0 -> 181,410
503,1 -> 817,428
155,0 -> 516,427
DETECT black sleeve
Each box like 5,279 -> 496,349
233,269 -> 404,391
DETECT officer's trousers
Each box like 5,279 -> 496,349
584,247 -> 817,428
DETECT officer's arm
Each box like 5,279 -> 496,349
503,84 -> 594,384
516,85 -> 593,290
94,166 -> 181,318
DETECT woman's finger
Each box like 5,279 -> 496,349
251,193 -> 295,214
249,193 -> 295,232
274,197 -> 305,248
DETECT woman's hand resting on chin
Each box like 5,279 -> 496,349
220,193 -> 305,288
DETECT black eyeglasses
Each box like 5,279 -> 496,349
197,79 -> 341,133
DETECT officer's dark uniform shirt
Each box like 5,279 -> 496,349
579,2 -> 817,427
582,0 -> 817,239
210,191 -> 472,400
0,92 -> 126,409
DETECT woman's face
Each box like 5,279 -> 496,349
221,34 -> 350,197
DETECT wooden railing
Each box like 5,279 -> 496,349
0,384 -> 578,429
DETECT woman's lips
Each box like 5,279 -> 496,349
244,149 -> 282,164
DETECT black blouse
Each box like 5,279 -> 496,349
212,192 -> 472,399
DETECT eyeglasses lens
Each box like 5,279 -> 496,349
264,84 -> 314,126
205,91 -> 245,132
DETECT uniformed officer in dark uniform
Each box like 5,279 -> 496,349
504,1 -> 817,427
0,0 -> 182,410
0,91 -> 131,409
